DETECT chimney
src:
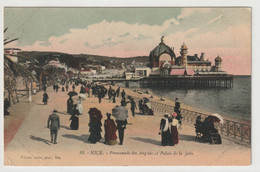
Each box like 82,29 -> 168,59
200,52 -> 205,61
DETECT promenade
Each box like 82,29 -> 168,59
4,84 -> 250,166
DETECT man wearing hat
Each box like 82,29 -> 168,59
47,109 -> 60,144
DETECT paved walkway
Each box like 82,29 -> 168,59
4,85 -> 251,166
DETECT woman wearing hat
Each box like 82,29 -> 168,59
159,113 -> 173,146
170,112 -> 180,145
104,113 -> 117,145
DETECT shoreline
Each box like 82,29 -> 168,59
118,86 -> 251,126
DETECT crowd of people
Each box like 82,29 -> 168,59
46,79 -> 129,145
37,77 -> 220,147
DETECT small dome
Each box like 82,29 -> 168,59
215,55 -> 222,62
181,42 -> 188,50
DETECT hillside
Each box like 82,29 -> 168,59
18,51 -> 149,69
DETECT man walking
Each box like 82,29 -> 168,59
47,109 -> 60,144
42,92 -> 49,105
174,98 -> 182,128
130,99 -> 137,117
116,119 -> 127,145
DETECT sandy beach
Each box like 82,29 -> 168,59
4,84 -> 251,166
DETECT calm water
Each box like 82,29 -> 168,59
126,76 -> 251,121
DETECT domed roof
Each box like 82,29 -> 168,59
215,55 -> 222,62
181,42 -> 188,50
149,38 -> 176,65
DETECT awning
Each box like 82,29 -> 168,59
170,69 -> 185,75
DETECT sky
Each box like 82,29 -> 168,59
4,7 -> 251,75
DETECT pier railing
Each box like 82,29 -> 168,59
129,95 -> 251,143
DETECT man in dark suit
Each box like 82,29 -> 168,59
174,98 -> 180,113
116,119 -> 127,145
47,109 -> 60,144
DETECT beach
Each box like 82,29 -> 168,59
4,84 -> 251,166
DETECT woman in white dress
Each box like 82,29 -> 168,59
76,97 -> 83,114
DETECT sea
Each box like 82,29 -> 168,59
126,76 -> 251,121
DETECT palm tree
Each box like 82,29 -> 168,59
26,53 -> 53,89
4,27 -> 34,104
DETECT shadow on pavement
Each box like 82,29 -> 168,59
29,135 -> 51,145
60,125 -> 71,130
62,134 -> 90,143
131,137 -> 161,146
179,134 -> 201,143
34,103 -> 45,106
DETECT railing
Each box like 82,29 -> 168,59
128,94 -> 251,143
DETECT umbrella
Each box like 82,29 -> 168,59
171,112 -> 178,117
68,91 -> 78,97
88,108 -> 102,121
206,113 -> 224,124
112,105 -> 128,121
79,93 -> 87,100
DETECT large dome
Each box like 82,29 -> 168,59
215,55 -> 222,62
149,38 -> 176,67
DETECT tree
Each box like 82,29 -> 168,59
4,28 -> 34,104
25,53 -> 52,90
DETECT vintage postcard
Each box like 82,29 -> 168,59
2,6 -> 253,167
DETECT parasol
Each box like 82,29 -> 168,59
68,91 -> 78,97
206,113 -> 224,124
79,93 -> 87,100
112,105 -> 128,121
88,108 -> 102,121
171,112 -> 178,117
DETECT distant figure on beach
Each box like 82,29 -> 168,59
159,113 -> 173,146
43,84 -> 47,92
80,85 -> 85,93
72,84 -> 75,92
70,107 -> 79,130
76,97 -> 83,115
67,96 -> 74,115
65,84 -> 69,92
104,113 -> 117,145
89,87 -> 93,97
121,89 -> 126,98
120,97 -> 127,107
116,119 -> 127,145
108,86 -> 112,99
116,87 -> 120,97
130,99 -> 137,117
98,89 -> 103,103
56,85 -> 60,92
47,109 -> 60,144
62,86 -> 65,92
42,92 -> 49,105
138,99 -> 144,114
4,98 -> 10,116
174,98 -> 183,128
112,90 -> 116,103
174,98 -> 180,113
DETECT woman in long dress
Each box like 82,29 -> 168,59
76,97 -> 83,115
70,104 -> 80,130
170,116 -> 180,145
67,96 -> 74,115
88,108 -> 102,144
70,114 -> 79,130
104,113 -> 117,145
